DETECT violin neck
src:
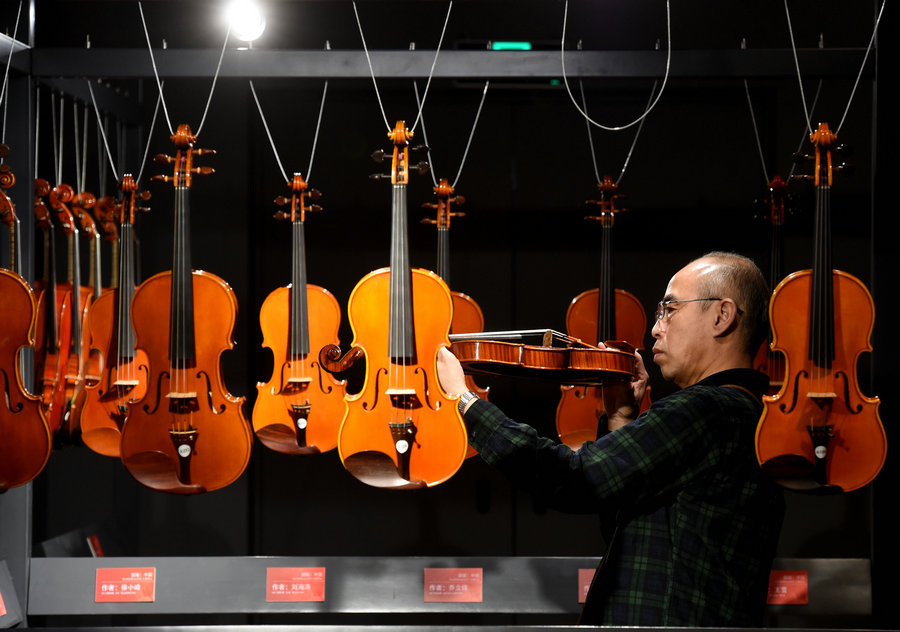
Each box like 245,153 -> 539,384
45,227 -> 60,351
169,185 -> 196,365
809,177 -> 834,368
389,182 -> 416,362
90,232 -> 103,299
769,220 -> 783,291
597,221 -> 616,343
436,226 -> 450,286
7,216 -> 22,275
70,226 -> 83,351
110,240 -> 120,289
290,219 -> 311,358
117,220 -> 137,363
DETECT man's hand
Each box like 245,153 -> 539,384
437,347 -> 468,396
602,349 -> 650,431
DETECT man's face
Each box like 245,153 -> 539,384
650,260 -> 720,388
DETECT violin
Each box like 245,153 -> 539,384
94,195 -> 121,290
555,177 -> 649,449
252,173 -> 346,455
80,175 -> 151,458
32,178 -> 73,435
120,124 -> 252,494
325,121 -> 468,489
752,174 -> 790,394
0,151 -> 52,492
421,178 -> 487,458
755,123 -> 885,493
449,329 -> 636,385
47,183 -> 93,444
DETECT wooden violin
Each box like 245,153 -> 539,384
47,182 -> 92,444
421,177 -> 487,458
755,123 -> 885,493
120,124 -> 252,494
752,174 -> 790,395
449,329 -> 636,385
252,173 -> 347,455
555,177 -> 649,449
32,178 -> 73,435
0,151 -> 52,492
324,121 -> 468,489
80,175 -> 151,458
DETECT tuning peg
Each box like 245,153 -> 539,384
273,211 -> 290,221
453,195 -> 466,205
371,149 -> 386,163
835,162 -> 855,176
307,188 -> 322,201
193,148 -> 217,157
791,151 -> 810,165
192,166 -> 215,176
370,173 -> 390,180
422,202 -> 438,210
151,174 -> 171,183
140,190 -> 152,202
414,162 -> 430,175
274,195 -> 289,206
309,204 -> 323,213
154,153 -> 173,165
834,143 -> 853,158
410,144 -> 430,153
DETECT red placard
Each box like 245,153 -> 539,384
424,568 -> 483,602
767,570 -> 809,605
0,589 -> 7,616
266,567 -> 326,602
578,568 -> 596,603
95,567 -> 156,602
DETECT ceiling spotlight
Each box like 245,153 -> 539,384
226,0 -> 266,43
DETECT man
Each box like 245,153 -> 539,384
437,251 -> 785,626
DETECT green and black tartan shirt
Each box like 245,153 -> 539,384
463,368 -> 785,627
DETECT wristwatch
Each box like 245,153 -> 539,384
457,390 -> 479,415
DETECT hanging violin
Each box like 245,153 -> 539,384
555,176 -> 649,449
0,151 -> 52,492
120,124 -> 252,494
323,121 -> 468,489
752,174 -> 791,394
421,178 -> 487,458
80,175 -> 151,458
755,123 -> 885,493
253,173 -> 346,455
32,178 -> 73,435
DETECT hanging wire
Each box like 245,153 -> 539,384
352,1 -> 452,134
561,0 -> 671,131
0,1 -> 23,152
784,0 -> 885,135
138,1 -> 231,139
249,79 -> 329,183
413,79 -> 490,189
579,78 -> 658,187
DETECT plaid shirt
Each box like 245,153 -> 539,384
464,368 -> 785,627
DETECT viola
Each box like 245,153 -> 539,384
755,123 -> 885,493
31,178 -> 73,435
752,174 -> 790,394
449,329 -> 636,385
325,121 -> 468,489
80,175 -> 151,458
555,176 -> 649,449
47,183 -> 93,444
252,173 -> 346,455
120,124 -> 252,494
421,178 -> 487,458
0,151 -> 52,492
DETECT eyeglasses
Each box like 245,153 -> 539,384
655,297 -> 722,323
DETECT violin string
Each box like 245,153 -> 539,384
784,0 -> 885,135
561,0 -> 671,131
413,79 -> 490,189
0,1 -> 22,153
52,95 -> 63,185
352,1 -> 452,134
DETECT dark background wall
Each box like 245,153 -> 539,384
2,0 -> 896,627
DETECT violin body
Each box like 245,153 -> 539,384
756,269 -> 884,492
0,269 -> 52,492
338,266 -> 468,488
80,287 -> 150,457
120,269 -> 252,494
253,283 -> 346,454
450,291 -> 488,459
33,282 -> 73,434
57,283 -> 93,443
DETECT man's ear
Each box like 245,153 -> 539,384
711,298 -> 740,337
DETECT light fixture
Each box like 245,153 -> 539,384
226,0 -> 266,43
